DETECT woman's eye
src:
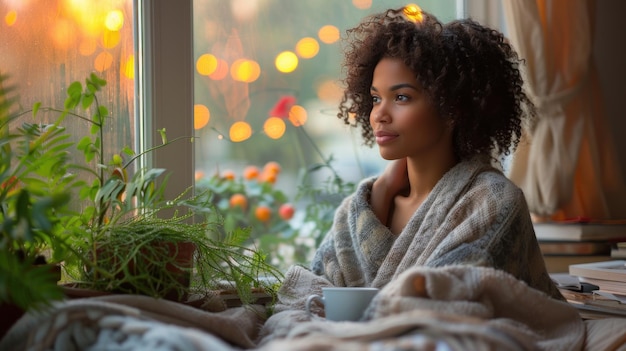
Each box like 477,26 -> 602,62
371,95 -> 381,104
396,94 -> 409,102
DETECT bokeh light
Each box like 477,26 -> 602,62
318,25 -> 340,44
123,54 -> 134,79
263,117 -> 286,139
209,58 -> 229,80
79,38 -> 97,56
102,28 -> 121,49
5,10 -> 17,26
229,121 -> 252,142
104,10 -> 124,31
94,51 -> 114,72
352,0 -> 372,9
230,0 -> 260,22
194,104 -> 210,129
295,37 -> 319,59
317,79 -> 343,103
52,19 -> 74,49
288,105 -> 308,127
403,3 -> 424,23
275,51 -> 298,73
230,59 -> 261,82
196,53 -> 218,76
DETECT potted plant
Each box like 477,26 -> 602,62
0,72 -> 76,337
3,73 -> 282,310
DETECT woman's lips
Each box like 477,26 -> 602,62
375,131 -> 398,145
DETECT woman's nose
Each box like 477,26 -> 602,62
371,105 -> 390,124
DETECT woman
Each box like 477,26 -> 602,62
307,5 -> 562,300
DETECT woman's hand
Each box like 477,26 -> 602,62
371,158 -> 409,226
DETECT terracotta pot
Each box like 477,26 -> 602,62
90,241 -> 196,301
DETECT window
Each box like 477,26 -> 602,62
1,0 -> 135,176
191,0 -> 459,197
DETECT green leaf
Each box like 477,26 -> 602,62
32,102 -> 41,117
64,81 -> 82,109
76,136 -> 91,151
81,92 -> 94,109
122,146 -> 134,156
158,128 -> 167,144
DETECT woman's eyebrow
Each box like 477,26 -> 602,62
370,83 -> 419,92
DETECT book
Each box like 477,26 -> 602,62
558,288 -> 626,319
578,277 -> 626,295
539,241 -> 611,255
543,255 -> 612,273
533,222 -> 626,242
569,260 -> 626,283
611,242 -> 626,258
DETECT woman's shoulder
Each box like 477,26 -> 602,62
469,163 -> 525,200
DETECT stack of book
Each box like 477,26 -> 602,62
550,261 -> 626,319
534,221 -> 626,273
569,260 -> 626,297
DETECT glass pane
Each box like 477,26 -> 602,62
192,1 -> 458,269
1,0 -> 135,189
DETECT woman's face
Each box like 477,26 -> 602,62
369,57 -> 452,161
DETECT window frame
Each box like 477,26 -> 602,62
134,0 -> 195,201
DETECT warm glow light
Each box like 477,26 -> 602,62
230,59 -> 260,82
209,59 -> 229,80
275,51 -> 298,73
102,29 -> 121,49
123,55 -> 134,79
403,4 -> 424,23
63,0 -> 110,37
5,10 -> 17,26
288,105 -> 308,127
263,117 -> 286,139
317,79 -> 343,103
230,0 -> 260,22
52,20 -> 74,49
195,170 -> 205,181
194,104 -> 210,130
352,0 -> 372,9
104,10 -> 124,31
295,37 -> 320,59
94,51 -> 114,72
197,53 -> 218,76
79,38 -> 97,56
229,121 -> 252,142
318,25 -> 340,44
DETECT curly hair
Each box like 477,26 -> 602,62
337,7 -> 535,160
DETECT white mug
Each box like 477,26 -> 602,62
305,287 -> 379,322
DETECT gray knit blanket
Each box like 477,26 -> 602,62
307,156 -> 562,299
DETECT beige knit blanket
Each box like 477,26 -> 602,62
1,265 -> 586,350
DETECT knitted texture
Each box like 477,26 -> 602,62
310,156 -> 562,300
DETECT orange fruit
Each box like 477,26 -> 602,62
255,205 -> 272,222
222,170 -> 236,180
263,161 -> 281,175
278,203 -> 295,220
258,171 -> 276,184
243,165 -> 260,180
229,193 -> 248,210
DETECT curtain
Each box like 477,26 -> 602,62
502,0 -> 626,221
